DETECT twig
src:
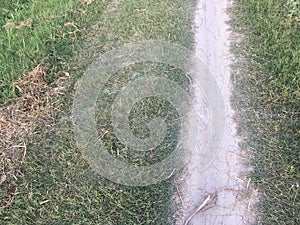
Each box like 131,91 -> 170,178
175,184 -> 183,205
184,193 -> 216,225
167,169 -> 176,179
247,178 -> 251,189
12,142 -> 27,164
183,189 -> 243,225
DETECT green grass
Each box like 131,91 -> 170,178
230,0 -> 300,224
0,0 -> 110,105
1,0 -> 195,224
3,123 -> 177,224
95,63 -> 188,167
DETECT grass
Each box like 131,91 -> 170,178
5,0 -> 298,223
3,123 -> 177,224
0,0 -> 110,105
95,63 -> 188,167
1,0 -> 195,224
230,0 -> 300,224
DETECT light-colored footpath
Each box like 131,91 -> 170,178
175,1 -> 257,224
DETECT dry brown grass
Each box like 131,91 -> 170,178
0,65 -> 69,194
2,18 -> 33,30
82,0 -> 98,5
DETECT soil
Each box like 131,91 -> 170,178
175,1 -> 257,224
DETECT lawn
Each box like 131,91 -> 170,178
230,0 -> 300,224
1,0 -> 299,224
0,0 -> 195,224
0,0 -> 110,104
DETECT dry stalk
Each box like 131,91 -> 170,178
183,189 -> 243,225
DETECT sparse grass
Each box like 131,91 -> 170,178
230,0 -> 300,224
1,0 -> 195,224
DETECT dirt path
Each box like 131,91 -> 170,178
176,1 -> 256,224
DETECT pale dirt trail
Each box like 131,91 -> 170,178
175,1 -> 256,224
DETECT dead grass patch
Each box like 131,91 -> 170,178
0,65 -> 70,208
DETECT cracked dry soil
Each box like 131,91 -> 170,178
175,1 -> 257,224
